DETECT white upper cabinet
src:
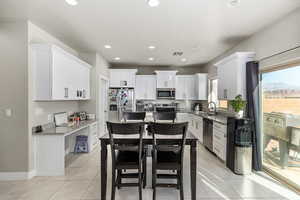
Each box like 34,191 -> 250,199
195,73 -> 208,100
135,75 -> 156,100
155,71 -> 177,88
109,69 -> 137,88
215,52 -> 255,100
31,44 -> 91,101
176,75 -> 196,100
176,74 -> 207,100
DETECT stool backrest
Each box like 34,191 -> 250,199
106,122 -> 145,164
150,122 -> 188,165
153,112 -> 176,123
123,112 -> 146,122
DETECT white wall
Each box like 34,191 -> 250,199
0,21 -> 29,172
204,8 -> 300,78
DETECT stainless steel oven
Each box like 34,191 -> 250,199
156,88 -> 176,99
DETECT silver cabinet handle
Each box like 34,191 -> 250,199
64,88 -> 68,98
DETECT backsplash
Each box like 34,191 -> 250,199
31,101 -> 79,126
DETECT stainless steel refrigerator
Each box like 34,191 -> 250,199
108,88 -> 135,122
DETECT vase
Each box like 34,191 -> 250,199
235,110 -> 244,118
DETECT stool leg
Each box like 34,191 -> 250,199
143,154 -> 147,188
179,169 -> 184,200
117,170 -> 121,189
111,168 -> 116,200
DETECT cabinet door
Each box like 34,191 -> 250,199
135,76 -> 144,99
186,76 -> 196,100
127,72 -> 136,88
217,55 -> 247,100
195,74 -> 208,100
52,49 -> 72,100
176,76 -> 186,99
81,66 -> 90,99
136,75 -> 156,100
109,71 -> 121,87
156,72 -> 177,88
217,65 -> 228,100
226,59 -> 239,100
157,73 -> 169,88
197,117 -> 203,143
146,76 -> 156,99
109,70 -> 136,88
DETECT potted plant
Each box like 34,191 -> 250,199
229,95 -> 247,118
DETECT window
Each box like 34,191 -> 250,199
261,64 -> 300,190
209,79 -> 219,106
208,78 -> 228,109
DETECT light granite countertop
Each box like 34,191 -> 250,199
32,119 -> 97,136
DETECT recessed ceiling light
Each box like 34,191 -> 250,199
227,0 -> 240,7
147,0 -> 160,7
65,0 -> 78,6
104,45 -> 112,49
181,58 -> 187,62
148,46 -> 156,50
114,57 -> 120,61
148,57 -> 154,61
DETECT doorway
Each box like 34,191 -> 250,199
98,75 -> 109,137
261,64 -> 300,190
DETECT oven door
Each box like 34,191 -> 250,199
157,89 -> 175,99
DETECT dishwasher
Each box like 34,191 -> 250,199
203,118 -> 213,152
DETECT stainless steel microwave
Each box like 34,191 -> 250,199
156,88 -> 176,99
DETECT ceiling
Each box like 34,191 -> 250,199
1,0 -> 300,66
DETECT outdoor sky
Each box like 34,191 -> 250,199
262,65 -> 300,87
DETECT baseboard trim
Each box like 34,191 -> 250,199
0,170 -> 36,181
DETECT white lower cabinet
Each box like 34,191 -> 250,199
194,116 -> 203,143
176,113 -> 192,131
88,122 -> 98,152
177,113 -> 203,143
213,122 -> 227,161
34,121 -> 98,177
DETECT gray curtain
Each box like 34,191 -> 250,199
246,61 -> 262,171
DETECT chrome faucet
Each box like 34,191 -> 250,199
208,101 -> 217,115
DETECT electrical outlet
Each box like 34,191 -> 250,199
48,114 -> 53,122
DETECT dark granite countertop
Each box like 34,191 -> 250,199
32,120 -> 97,136
177,111 -> 229,124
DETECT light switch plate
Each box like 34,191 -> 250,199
5,109 -> 12,117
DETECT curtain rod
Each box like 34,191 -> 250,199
259,45 -> 300,62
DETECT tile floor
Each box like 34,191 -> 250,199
0,143 -> 299,200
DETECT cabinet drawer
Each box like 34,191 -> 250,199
90,123 -> 98,133
213,132 -> 223,143
213,142 -> 222,157
213,122 -> 227,133
213,140 -> 226,161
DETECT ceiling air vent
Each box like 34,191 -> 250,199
173,51 -> 183,56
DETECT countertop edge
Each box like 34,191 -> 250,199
32,120 -> 97,136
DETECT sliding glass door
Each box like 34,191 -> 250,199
261,65 -> 300,190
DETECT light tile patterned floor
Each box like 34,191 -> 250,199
0,144 -> 299,200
